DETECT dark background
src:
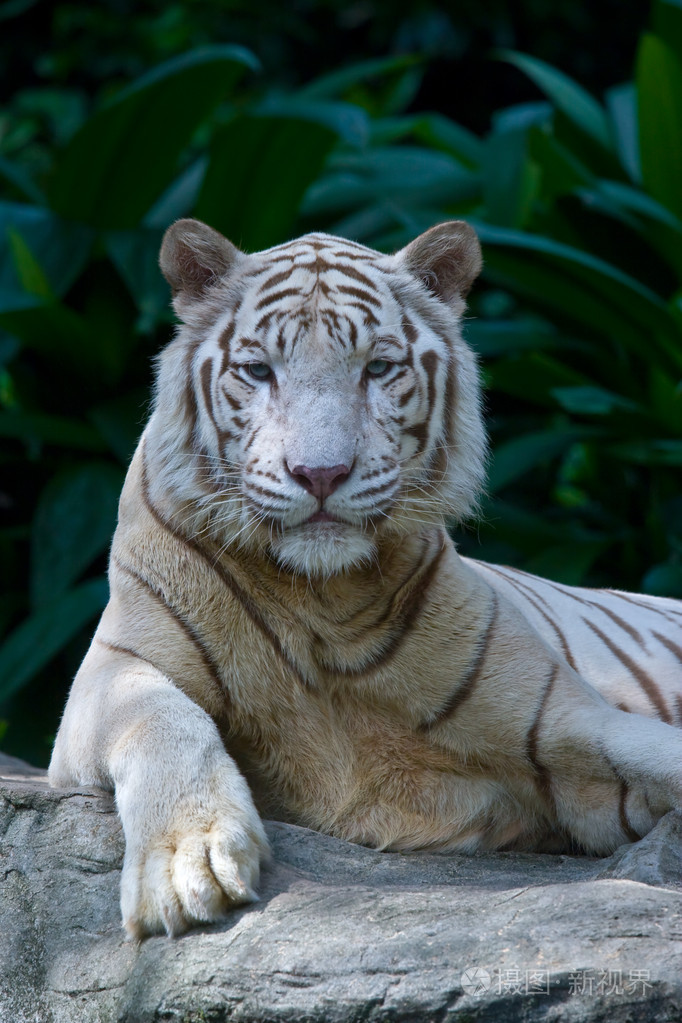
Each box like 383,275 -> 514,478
1,0 -> 680,765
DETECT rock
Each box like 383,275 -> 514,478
1,752 -> 680,1023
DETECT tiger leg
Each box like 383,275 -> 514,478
49,641 -> 268,938
532,685 -> 682,853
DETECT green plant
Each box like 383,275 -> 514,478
304,0 -> 682,593
1,2 -> 680,764
0,47 -> 418,761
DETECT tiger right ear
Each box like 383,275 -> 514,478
159,219 -> 243,301
398,221 -> 482,302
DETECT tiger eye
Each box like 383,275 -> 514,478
246,363 -> 273,381
366,359 -> 391,378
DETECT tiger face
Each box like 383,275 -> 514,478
153,220 -> 487,576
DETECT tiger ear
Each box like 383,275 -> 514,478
159,218 -> 243,301
398,221 -> 482,301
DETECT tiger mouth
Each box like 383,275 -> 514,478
306,511 -> 342,524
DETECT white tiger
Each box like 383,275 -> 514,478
49,218 -> 682,938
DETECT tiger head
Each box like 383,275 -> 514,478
150,219 -> 486,576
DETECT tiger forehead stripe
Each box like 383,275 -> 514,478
336,284 -> 382,307
255,286 -> 304,312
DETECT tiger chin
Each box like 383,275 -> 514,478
49,217 -> 682,939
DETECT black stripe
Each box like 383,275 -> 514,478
652,630 -> 682,665
503,566 -> 646,645
318,532 -> 448,679
260,267 -> 294,292
96,637 -> 166,675
199,358 -> 235,446
601,748 -> 643,843
111,557 -> 226,702
618,780 -> 641,842
582,618 -> 673,723
420,592 -> 498,730
330,262 -> 377,290
254,286 -> 302,311
336,284 -> 381,307
525,662 -> 559,805
480,564 -> 579,672
140,440 -> 312,690
599,588 -> 682,623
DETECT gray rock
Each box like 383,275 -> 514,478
1,751 -> 680,1023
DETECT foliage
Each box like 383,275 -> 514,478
1,0 -> 680,763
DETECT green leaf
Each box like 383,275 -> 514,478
0,410 -> 106,452
258,96 -> 369,147
464,319 -> 561,358
196,105 -> 354,249
88,390 -> 148,464
144,157 -> 207,228
489,352 -> 588,406
522,542 -> 607,586
7,228 -> 53,299
552,386 -> 639,416
409,113 -> 484,169
637,33 -> 682,220
498,50 -> 613,150
304,146 -> 480,218
49,46 -> 260,228
489,429 -> 594,492
298,54 -> 422,101
529,126 -> 595,200
472,221 -> 680,365
641,562 -> 682,597
0,202 -> 93,309
0,155 -> 45,204
0,302 -> 122,381
483,110 -> 544,227
0,578 -> 108,703
105,227 -> 168,330
588,180 -> 682,231
30,462 -> 123,608
653,0 -> 682,63
607,439 -> 682,465
605,83 -> 641,182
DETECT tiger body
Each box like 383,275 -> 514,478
49,219 -> 682,938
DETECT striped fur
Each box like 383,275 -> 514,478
49,219 -> 682,937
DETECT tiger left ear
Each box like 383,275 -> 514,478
398,221 -> 482,301
159,218 -> 243,302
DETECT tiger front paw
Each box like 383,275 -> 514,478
118,768 -> 269,938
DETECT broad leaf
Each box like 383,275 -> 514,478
641,562 -> 682,597
489,429 -> 596,492
552,386 -> 639,416
605,83 -> 641,182
473,221 -> 680,365
298,54 -> 422,101
49,46 -> 260,228
0,410 -> 106,452
0,202 -> 93,310
637,33 -> 682,219
30,462 -> 123,607
304,146 -> 480,217
196,102 -> 368,249
498,50 -> 613,150
653,0 -> 682,62
0,578 -> 108,703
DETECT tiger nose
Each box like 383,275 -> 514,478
288,463 -> 351,501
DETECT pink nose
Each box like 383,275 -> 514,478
288,463 -> 351,501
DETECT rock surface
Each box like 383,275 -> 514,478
1,752 -> 680,1023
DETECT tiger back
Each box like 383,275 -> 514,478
49,219 -> 682,937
